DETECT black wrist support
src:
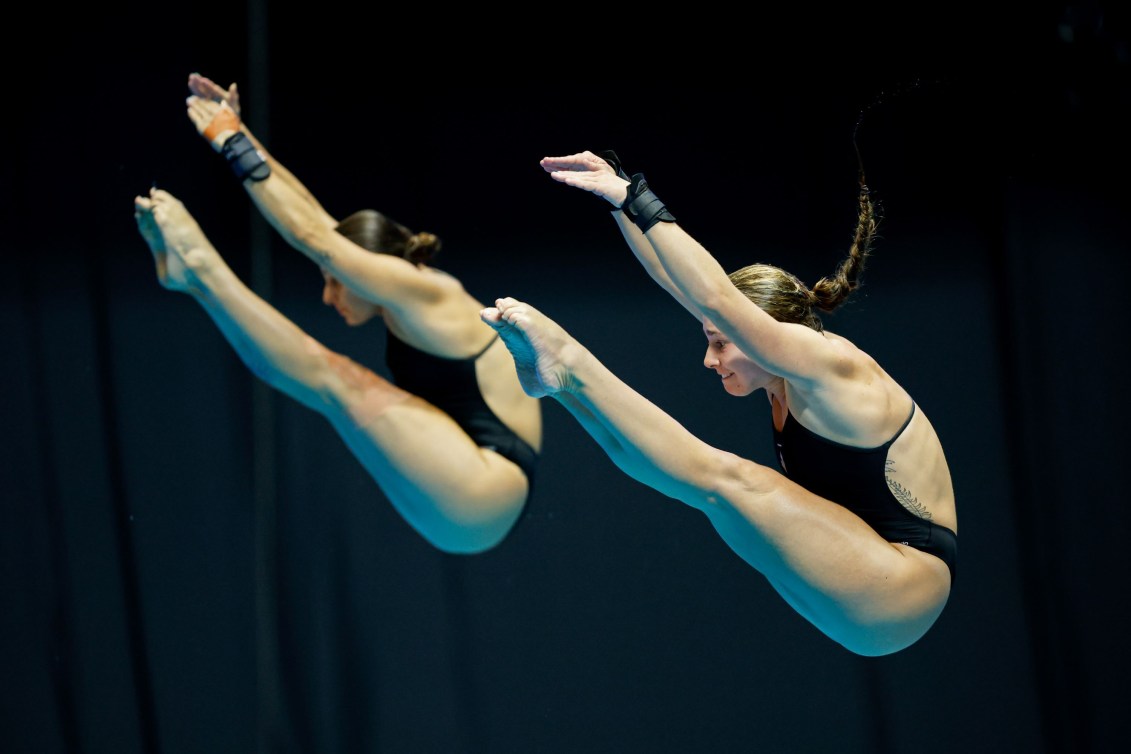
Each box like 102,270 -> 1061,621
621,173 -> 676,232
221,132 -> 271,182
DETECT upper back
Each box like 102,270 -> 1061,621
783,331 -> 913,448
383,267 -> 495,358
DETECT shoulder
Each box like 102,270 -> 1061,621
418,265 -> 468,296
386,265 -> 477,320
815,330 -> 878,380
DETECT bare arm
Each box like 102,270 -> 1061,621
187,74 -> 337,230
610,210 -> 701,318
645,221 -> 844,386
541,150 -> 841,384
184,94 -> 447,312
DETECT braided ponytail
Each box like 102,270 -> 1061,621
812,177 -> 880,312
728,164 -> 881,331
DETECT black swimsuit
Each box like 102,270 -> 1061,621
772,403 -> 957,583
384,330 -> 538,496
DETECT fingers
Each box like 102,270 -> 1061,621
540,152 -> 592,165
549,172 -> 601,191
185,94 -> 223,122
187,74 -> 243,118
187,73 -> 220,100
186,97 -> 239,147
185,96 -> 215,131
188,72 -> 221,93
540,153 -> 612,178
540,157 -> 582,172
184,95 -> 227,115
541,152 -> 589,163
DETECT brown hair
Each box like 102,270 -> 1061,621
334,209 -> 442,265
727,174 -> 880,332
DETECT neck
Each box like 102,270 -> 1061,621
764,376 -> 788,407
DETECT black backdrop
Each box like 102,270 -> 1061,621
3,5 -> 1130,753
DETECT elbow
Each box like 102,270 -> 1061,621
696,284 -> 735,321
291,225 -> 334,264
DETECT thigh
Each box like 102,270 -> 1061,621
326,388 -> 531,552
705,458 -> 951,654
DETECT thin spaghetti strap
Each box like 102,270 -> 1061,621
472,333 -> 500,360
889,402 -> 916,444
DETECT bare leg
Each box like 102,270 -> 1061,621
481,297 -> 739,502
482,297 -> 950,655
135,190 -> 528,553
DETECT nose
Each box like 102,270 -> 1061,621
322,279 -> 335,306
703,346 -> 718,369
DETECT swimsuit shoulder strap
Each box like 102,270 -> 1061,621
471,333 -> 500,360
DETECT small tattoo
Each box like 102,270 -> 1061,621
885,460 -> 932,520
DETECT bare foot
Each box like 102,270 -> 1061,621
133,188 -> 217,292
480,297 -> 583,398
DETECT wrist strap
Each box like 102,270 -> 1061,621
220,132 -> 271,182
621,173 -> 675,232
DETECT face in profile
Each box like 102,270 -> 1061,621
701,319 -> 771,397
321,270 -> 380,326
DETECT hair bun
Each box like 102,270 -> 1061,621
405,232 -> 442,264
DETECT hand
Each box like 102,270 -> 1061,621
188,73 -> 241,117
540,150 -> 630,208
186,96 -> 240,151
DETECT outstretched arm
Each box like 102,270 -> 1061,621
541,151 -> 701,319
544,150 -> 840,385
645,219 -> 839,386
184,95 -> 445,312
187,73 -> 337,230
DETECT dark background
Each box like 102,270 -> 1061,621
3,4 -> 1130,753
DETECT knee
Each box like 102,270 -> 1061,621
707,453 -> 786,509
418,480 -> 529,555
833,615 -> 940,657
422,507 -> 525,555
822,576 -> 950,657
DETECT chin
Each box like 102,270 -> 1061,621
349,311 -> 380,327
723,380 -> 753,397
